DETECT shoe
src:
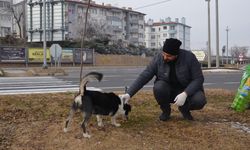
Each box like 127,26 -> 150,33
178,107 -> 194,121
159,112 -> 170,121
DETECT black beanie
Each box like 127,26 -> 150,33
163,38 -> 182,55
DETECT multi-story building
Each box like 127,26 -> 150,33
26,0 -> 145,46
145,17 -> 191,50
0,0 -> 13,37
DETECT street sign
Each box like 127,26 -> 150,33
239,54 -> 243,62
50,44 -> 62,60
191,50 -> 206,61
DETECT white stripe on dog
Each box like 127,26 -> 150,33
74,95 -> 82,105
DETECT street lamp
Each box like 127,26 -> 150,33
215,0 -> 220,68
226,26 -> 230,64
205,0 -> 211,68
43,0 -> 47,69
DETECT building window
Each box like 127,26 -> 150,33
151,28 -> 155,32
163,33 -> 167,37
151,35 -> 155,39
139,33 -> 144,38
159,27 -> 161,31
170,33 -> 175,38
151,43 -> 156,46
163,26 -> 167,30
170,26 -> 175,30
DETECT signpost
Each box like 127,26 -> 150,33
50,44 -> 62,67
239,54 -> 243,63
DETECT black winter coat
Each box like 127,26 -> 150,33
127,49 -> 204,97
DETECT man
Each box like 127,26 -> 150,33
120,38 -> 206,121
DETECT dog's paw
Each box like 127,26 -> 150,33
63,128 -> 68,133
83,133 -> 91,138
97,122 -> 104,127
113,123 -> 121,127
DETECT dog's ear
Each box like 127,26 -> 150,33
119,95 -> 129,104
124,104 -> 132,112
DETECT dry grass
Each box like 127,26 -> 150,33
95,54 -> 151,66
0,89 -> 250,150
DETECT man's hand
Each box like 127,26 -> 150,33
174,92 -> 188,106
119,93 -> 131,103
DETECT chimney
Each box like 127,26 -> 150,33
105,4 -> 112,7
165,17 -> 171,22
175,18 -> 179,23
181,17 -> 186,24
147,19 -> 154,26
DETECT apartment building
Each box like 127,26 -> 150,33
145,17 -> 191,50
26,0 -> 145,46
0,0 -> 12,37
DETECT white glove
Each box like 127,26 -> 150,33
119,93 -> 131,103
174,92 -> 188,106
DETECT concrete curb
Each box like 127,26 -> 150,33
0,68 -> 4,76
202,69 -> 242,73
1,68 -> 67,77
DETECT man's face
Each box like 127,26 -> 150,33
162,51 -> 177,62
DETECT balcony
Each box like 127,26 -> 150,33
129,19 -> 138,24
130,37 -> 138,42
130,28 -> 138,33
113,26 -> 123,32
168,29 -> 177,34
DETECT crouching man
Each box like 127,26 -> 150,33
120,38 -> 206,121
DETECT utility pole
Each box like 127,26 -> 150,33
215,0 -> 220,68
43,0 -> 47,69
205,0 -> 211,68
226,26 -> 229,64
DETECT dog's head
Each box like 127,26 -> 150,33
117,95 -> 132,120
123,103 -> 131,120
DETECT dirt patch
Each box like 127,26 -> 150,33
0,89 -> 250,150
26,68 -> 67,76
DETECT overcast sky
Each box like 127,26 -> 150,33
94,0 -> 250,55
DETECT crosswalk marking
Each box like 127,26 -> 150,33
0,76 -> 78,95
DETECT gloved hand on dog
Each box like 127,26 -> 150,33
174,92 -> 187,106
119,93 -> 131,103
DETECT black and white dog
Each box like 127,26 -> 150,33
64,72 -> 131,138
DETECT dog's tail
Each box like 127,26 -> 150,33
80,72 -> 103,95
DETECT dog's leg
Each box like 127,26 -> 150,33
111,115 -> 121,127
64,109 -> 75,132
81,112 -> 92,138
96,115 -> 103,127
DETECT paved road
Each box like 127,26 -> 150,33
0,67 -> 243,95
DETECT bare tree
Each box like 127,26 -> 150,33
74,17 -> 109,41
10,1 -> 25,38
231,46 -> 248,57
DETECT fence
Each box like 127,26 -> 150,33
0,46 -> 94,66
0,46 -> 152,67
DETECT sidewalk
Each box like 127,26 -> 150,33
0,66 -> 243,77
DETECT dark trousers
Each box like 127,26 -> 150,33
153,80 -> 206,114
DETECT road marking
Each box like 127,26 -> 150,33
0,75 -> 240,95
224,82 -> 240,85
